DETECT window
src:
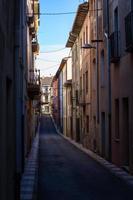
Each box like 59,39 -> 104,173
131,0 -> 133,10
100,50 -> 105,87
93,59 -> 96,90
83,31 -> 85,44
86,115 -> 89,133
114,7 -> 118,32
93,0 -> 96,17
45,95 -> 48,102
103,0 -> 108,30
110,7 -> 120,62
80,76 -> 82,94
80,37 -> 82,53
83,73 -> 85,92
115,99 -> 119,139
86,70 -> 88,93
76,90 -> 79,105
69,90 -> 72,105
80,38 -> 82,47
86,26 -> 88,44
45,106 -> 49,112
45,86 -> 48,92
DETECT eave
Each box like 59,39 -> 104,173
66,2 -> 89,48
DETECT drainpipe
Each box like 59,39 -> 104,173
96,0 -> 99,123
104,0 -> 111,160
107,0 -> 111,115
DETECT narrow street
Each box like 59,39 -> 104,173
38,115 -> 133,200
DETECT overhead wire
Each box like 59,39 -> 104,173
27,9 -> 102,16
35,6 -> 102,74
39,47 -> 67,53
36,58 -> 59,63
39,64 -> 60,71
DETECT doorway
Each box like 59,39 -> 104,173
101,112 -> 106,157
122,97 -> 129,168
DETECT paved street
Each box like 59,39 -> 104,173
38,115 -> 133,200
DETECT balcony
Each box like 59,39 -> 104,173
125,10 -> 133,52
27,69 -> 40,100
79,90 -> 86,106
42,91 -> 49,95
41,101 -> 49,105
32,41 -> 39,54
64,80 -> 72,87
27,15 -> 34,26
110,31 -> 120,63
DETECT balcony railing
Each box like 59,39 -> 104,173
27,15 -> 34,26
110,31 -> 120,63
125,10 -> 133,52
28,69 -> 40,99
32,41 -> 39,54
41,101 -> 49,105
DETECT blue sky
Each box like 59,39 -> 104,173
38,0 -> 83,46
36,0 -> 85,76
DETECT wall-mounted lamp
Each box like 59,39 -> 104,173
81,43 -> 96,49
69,32 -> 78,38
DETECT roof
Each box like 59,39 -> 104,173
66,2 -> 89,48
51,57 -> 68,84
41,76 -> 53,86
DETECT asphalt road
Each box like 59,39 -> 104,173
38,115 -> 133,200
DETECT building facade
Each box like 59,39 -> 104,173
108,0 -> 133,173
52,75 -> 60,129
0,1 -> 16,199
0,0 -> 40,199
41,76 -> 53,114
52,57 -> 72,136
26,0 -> 40,156
66,2 -> 89,143
52,0 -> 133,174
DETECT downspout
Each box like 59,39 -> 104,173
107,0 -> 111,115
104,0 -> 111,160
96,0 -> 99,123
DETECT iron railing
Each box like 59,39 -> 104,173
28,69 -> 40,99
29,69 -> 40,85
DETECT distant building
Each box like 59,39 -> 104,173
51,76 -> 59,128
66,2 -> 89,144
51,57 -> 72,137
41,76 -> 53,114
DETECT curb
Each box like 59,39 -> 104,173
20,123 -> 40,200
51,116 -> 133,188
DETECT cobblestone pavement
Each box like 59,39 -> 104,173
38,115 -> 133,200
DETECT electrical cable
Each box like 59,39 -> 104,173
39,64 -> 60,71
39,47 -> 66,53
37,58 -> 59,63
27,9 -> 102,16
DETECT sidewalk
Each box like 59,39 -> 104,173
51,116 -> 133,188
20,125 -> 40,200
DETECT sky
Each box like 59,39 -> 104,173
36,0 -> 86,77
